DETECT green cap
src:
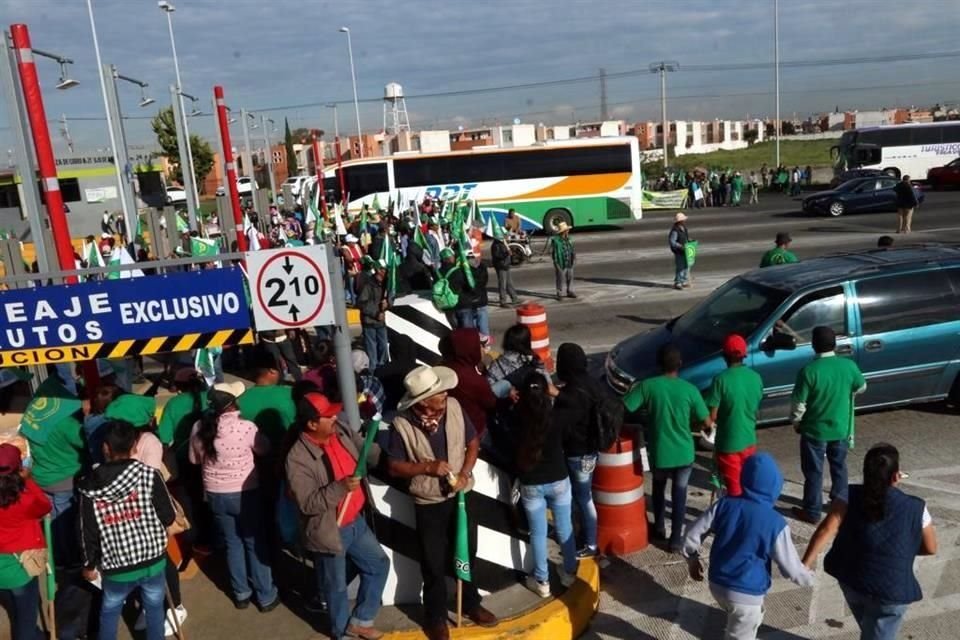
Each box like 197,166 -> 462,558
439,248 -> 455,259
104,394 -> 157,428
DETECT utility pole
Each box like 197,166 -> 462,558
649,61 -> 679,171
599,67 -> 608,121
774,0 -> 781,167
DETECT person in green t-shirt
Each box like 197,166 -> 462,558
704,334 -> 764,497
790,326 -> 867,524
623,344 -> 712,550
759,232 -> 799,268
236,351 -> 297,449
158,369 -> 209,465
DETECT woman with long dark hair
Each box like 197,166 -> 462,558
0,443 -> 52,640
512,373 -> 578,599
803,443 -> 937,639
189,382 -> 278,611
485,324 -> 553,399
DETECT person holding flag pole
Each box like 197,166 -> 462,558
285,393 -> 389,640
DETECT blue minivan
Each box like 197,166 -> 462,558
605,245 -> 960,423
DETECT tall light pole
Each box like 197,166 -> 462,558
159,0 -> 200,224
339,27 -> 363,158
261,115 -> 277,199
774,0 -> 781,167
650,61 -> 679,171
86,0 -> 131,240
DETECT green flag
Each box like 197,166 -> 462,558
378,235 -> 401,296
194,347 -> 221,387
454,490 -> 472,582
20,376 -> 82,446
175,212 -> 188,233
454,224 -> 475,288
191,236 -> 219,258
483,211 -> 505,240
413,225 -> 429,250
684,240 -> 698,268
371,192 -> 382,212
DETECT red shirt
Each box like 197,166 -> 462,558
318,433 -> 365,526
0,477 -> 52,553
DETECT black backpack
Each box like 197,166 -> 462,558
576,385 -> 624,451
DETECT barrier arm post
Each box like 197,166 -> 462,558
214,85 -> 247,252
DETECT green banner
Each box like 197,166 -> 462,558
642,189 -> 689,209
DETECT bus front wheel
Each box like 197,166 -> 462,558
543,208 -> 572,234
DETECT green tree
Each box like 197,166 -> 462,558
284,118 -> 299,176
151,106 -> 215,193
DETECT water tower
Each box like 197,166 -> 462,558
383,82 -> 410,135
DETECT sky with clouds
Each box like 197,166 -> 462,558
1,0 -> 959,153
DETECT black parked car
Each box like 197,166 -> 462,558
802,176 -> 924,217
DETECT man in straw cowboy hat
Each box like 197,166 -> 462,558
385,366 -> 497,640
548,221 -> 576,301
668,212 -> 691,290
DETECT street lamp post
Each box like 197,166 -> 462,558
339,27 -> 363,158
774,0 -> 781,167
86,0 -> 133,242
326,103 -> 346,204
649,61 -> 679,171
103,64 -> 154,242
261,115 -> 277,200
159,0 -> 200,228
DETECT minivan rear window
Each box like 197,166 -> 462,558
672,277 -> 789,348
856,269 -> 960,334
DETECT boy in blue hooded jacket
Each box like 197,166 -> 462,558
683,452 -> 815,639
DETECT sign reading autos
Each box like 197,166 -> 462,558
0,268 -> 252,366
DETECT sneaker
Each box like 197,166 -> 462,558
303,594 -> 328,614
258,596 -> 281,613
164,605 -> 188,637
566,292 -> 577,299
346,624 -> 385,640
524,575 -> 551,599
233,597 -> 251,610
555,293 -> 562,301
576,545 -> 598,559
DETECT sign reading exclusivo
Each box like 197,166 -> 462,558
0,268 -> 251,366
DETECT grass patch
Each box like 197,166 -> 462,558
644,139 -> 836,175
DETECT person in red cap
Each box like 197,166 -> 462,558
285,392 -> 389,640
0,443 -> 52,640
705,334 -> 764,496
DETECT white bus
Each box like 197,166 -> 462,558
308,136 -> 642,232
831,121 -> 960,180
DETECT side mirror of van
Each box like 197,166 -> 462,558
765,332 -> 797,351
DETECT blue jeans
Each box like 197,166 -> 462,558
0,578 -> 42,640
362,325 -> 389,369
491,379 -> 513,399
673,251 -> 689,286
43,487 -> 77,567
841,586 -> 909,640
652,465 -> 693,545
800,436 -> 849,519
566,455 -> 598,550
206,490 -> 278,605
473,306 -> 491,338
454,309 -> 475,330
314,518 -> 390,638
520,478 -> 578,582
101,570 -> 166,640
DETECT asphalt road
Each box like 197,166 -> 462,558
489,189 -> 960,355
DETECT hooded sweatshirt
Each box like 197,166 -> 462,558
442,328 -> 497,436
555,343 -> 608,456
683,453 -> 814,604
78,459 -> 175,574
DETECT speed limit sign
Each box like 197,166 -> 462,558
246,245 -> 335,331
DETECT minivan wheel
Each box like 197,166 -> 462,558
543,208 -> 573,235
828,201 -> 845,217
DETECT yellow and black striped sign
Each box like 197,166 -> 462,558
0,328 -> 254,367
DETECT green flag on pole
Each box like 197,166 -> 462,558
191,236 -> 219,258
483,211 -> 505,240
684,240 -> 698,268
454,490 -> 472,582
371,192 -> 382,212
378,235 -> 400,296
413,225 -> 429,250
454,223 -> 475,288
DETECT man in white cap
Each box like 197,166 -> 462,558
547,221 -> 576,301
385,366 -> 497,640
340,234 -> 363,306
668,212 -> 691,290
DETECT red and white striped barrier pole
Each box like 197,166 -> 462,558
10,24 -> 75,280
213,85 -> 247,252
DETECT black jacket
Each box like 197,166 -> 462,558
398,243 -> 433,294
375,334 -> 419,411
449,264 -> 489,310
554,342 -> 607,456
894,181 -> 918,209
357,274 -> 385,327
491,240 -> 511,271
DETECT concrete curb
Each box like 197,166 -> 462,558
381,559 -> 600,639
